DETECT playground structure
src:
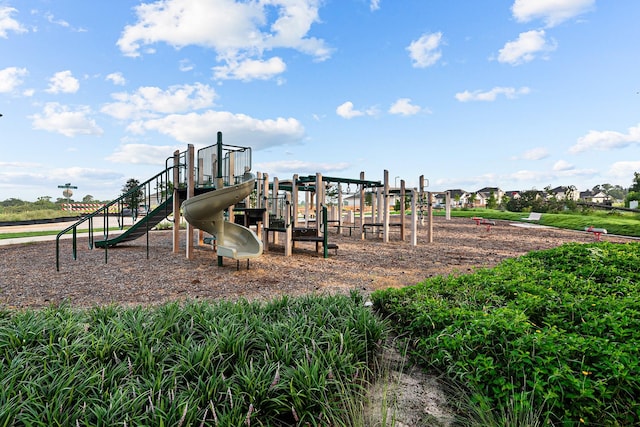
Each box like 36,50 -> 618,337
252,172 -> 455,256
55,132 -> 451,271
56,132 -> 262,270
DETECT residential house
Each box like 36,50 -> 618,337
548,186 -> 580,201
580,190 -> 611,204
475,187 -> 504,207
446,189 -> 469,207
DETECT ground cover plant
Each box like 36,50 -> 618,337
373,242 -> 640,425
0,293 -> 385,426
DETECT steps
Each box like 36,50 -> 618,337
95,197 -> 174,248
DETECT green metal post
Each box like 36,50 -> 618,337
217,131 -> 224,267
322,205 -> 328,259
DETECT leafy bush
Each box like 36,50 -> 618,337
0,293 -> 385,426
373,242 -> 640,425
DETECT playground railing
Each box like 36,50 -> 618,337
196,143 -> 252,187
55,164 -> 181,271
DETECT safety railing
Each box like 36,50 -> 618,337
196,143 -> 252,187
55,160 -> 185,271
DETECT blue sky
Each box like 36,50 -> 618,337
1,0 -> 639,202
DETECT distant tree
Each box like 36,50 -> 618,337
506,190 -> 545,212
607,185 -> 626,201
121,178 -> 143,217
624,172 -> 640,207
364,192 -> 373,207
564,185 -> 578,211
545,193 -> 563,213
325,184 -> 339,206
486,191 -> 498,209
1,198 -> 25,207
631,172 -> 640,192
33,196 -> 57,210
393,194 -> 411,212
82,195 -> 94,203
499,194 -> 511,210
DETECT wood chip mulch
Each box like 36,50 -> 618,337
1,217 -> 636,310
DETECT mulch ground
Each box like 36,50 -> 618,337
1,217 -> 635,309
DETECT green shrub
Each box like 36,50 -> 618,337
373,242 -> 640,425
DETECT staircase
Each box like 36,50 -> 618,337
56,164 -> 182,271
95,197 -> 174,248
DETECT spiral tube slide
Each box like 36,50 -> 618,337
182,178 -> 263,262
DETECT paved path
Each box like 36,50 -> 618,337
0,217 -> 133,246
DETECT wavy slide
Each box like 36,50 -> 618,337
182,178 -> 263,262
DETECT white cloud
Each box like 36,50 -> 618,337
116,0 -> 332,81
407,32 -> 443,68
435,164 -> 599,191
388,98 -> 422,116
336,101 -> 363,119
455,86 -> 530,102
101,83 -> 217,120
497,30 -> 556,65
607,161 -> 640,180
52,166 -> 123,182
0,161 -> 40,168
553,160 -> 573,171
106,144 -> 181,165
512,0 -> 595,27
570,124 -> 640,154
0,67 -> 28,93
45,70 -> 80,94
255,160 -> 350,177
370,0 -> 381,11
106,72 -> 126,86
335,101 -> 378,119
0,6 -> 27,38
179,59 -> 194,72
45,13 -> 69,28
30,102 -> 103,137
512,147 -> 550,161
125,110 -> 305,150
213,57 -> 286,81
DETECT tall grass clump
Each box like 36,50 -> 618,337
373,242 -> 640,425
0,292 -> 386,426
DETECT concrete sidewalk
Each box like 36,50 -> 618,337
0,217 -> 132,246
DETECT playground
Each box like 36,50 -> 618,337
2,215 -> 635,310
3,135 -> 637,309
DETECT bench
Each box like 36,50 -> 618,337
521,212 -> 542,222
362,223 -> 402,238
292,228 -> 338,255
585,226 -> 607,241
328,221 -> 358,236
331,224 -> 358,236
293,235 -> 339,253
